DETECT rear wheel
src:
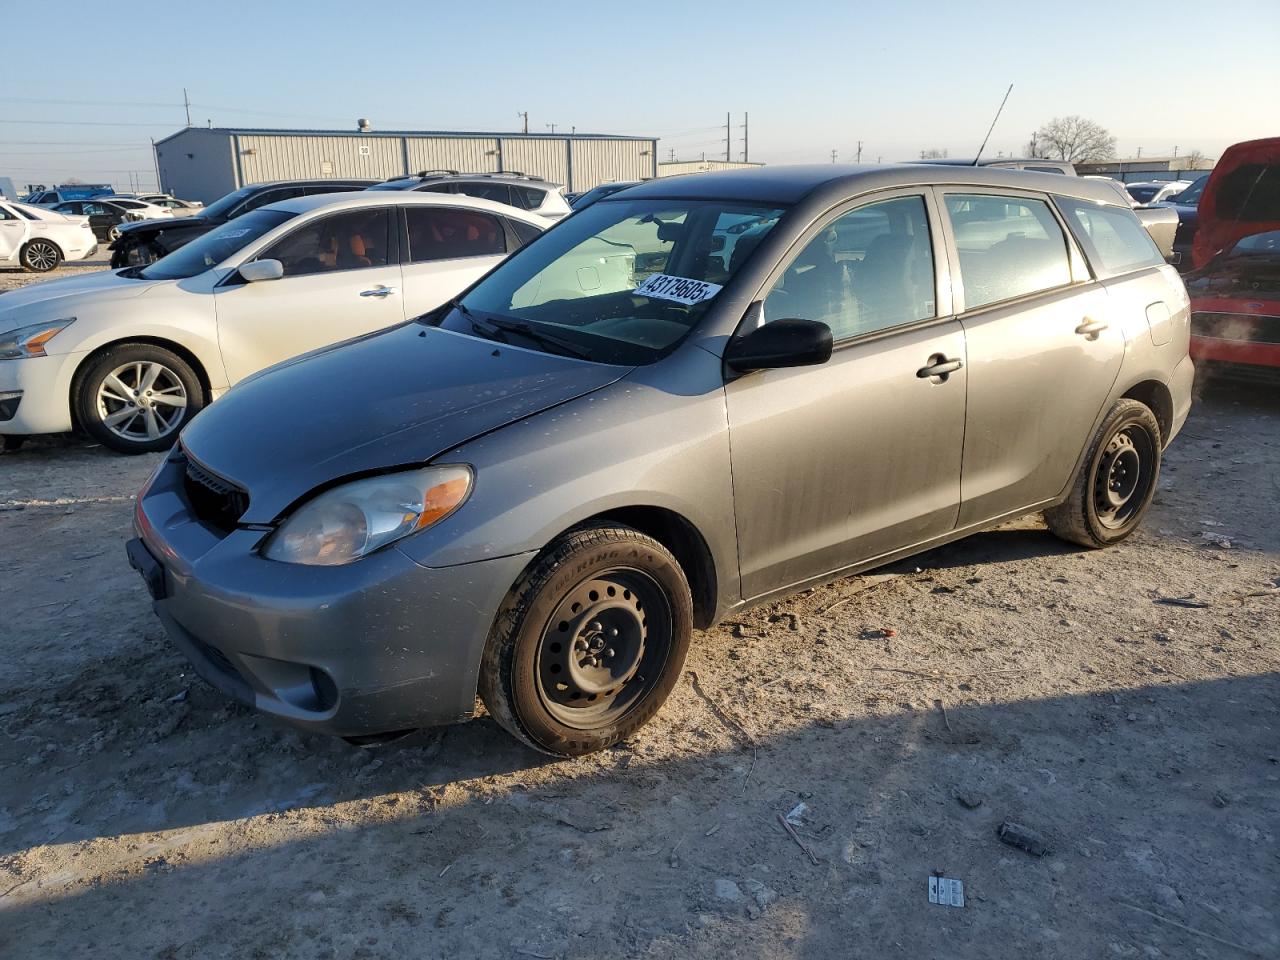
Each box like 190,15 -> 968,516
21,239 -> 62,272
107,224 -> 122,242
1044,399 -> 1161,548
74,344 -> 203,453
480,525 -> 693,756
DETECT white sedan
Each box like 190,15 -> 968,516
0,192 -> 547,452
0,200 -> 99,272
101,196 -> 174,220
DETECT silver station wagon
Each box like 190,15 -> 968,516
128,165 -> 1193,756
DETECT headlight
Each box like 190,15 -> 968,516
262,466 -> 472,566
0,318 -> 76,359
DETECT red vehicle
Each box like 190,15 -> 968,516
1187,137 -> 1280,377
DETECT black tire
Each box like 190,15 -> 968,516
1044,398 -> 1162,549
73,343 -> 204,454
479,525 -> 694,756
21,238 -> 62,272
1,436 -> 26,453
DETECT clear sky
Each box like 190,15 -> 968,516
3,0 -> 1277,192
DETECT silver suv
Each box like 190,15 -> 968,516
369,171 -> 571,221
129,165 -> 1192,757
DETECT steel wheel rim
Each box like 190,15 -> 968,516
95,361 -> 188,442
535,568 -> 672,730
26,241 -> 57,270
1093,424 -> 1155,529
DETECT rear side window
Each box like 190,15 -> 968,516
239,186 -> 305,216
512,186 -> 546,210
944,194 -> 1072,309
259,208 -> 392,276
1057,198 -> 1163,275
455,182 -> 513,206
508,218 -> 542,246
1025,166 -> 1066,175
405,207 -> 506,262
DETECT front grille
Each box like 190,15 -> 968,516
182,453 -> 249,532
1190,311 -> 1280,345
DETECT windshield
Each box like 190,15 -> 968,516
200,185 -> 261,219
1174,174 -> 1209,206
1126,184 -> 1160,203
427,198 -> 786,364
139,209 -> 293,281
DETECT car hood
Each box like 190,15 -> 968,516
0,269 -> 159,331
116,215 -> 216,238
179,323 -> 633,523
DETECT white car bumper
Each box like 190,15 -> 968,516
0,352 -> 82,435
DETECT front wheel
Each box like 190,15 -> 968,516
73,344 -> 203,454
21,239 -> 62,272
107,225 -> 122,242
1044,398 -> 1162,548
480,525 -> 693,756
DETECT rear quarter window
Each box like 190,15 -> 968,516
1057,197 -> 1163,275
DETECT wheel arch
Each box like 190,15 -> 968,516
68,335 -> 214,428
538,505 -> 720,630
1120,379 -> 1174,446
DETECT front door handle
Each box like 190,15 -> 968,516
1075,319 -> 1109,340
916,355 -> 964,381
359,285 -> 397,298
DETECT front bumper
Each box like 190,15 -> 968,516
129,454 -> 534,737
0,353 -> 80,435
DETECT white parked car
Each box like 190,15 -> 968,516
0,192 -> 548,453
101,196 -> 174,220
0,200 -> 99,272
370,172 -> 573,221
137,194 -> 204,216
1124,180 -> 1193,207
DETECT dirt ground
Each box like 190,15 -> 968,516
0,254 -> 114,292
1,264 -> 1277,958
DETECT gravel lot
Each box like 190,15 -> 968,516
1,263 -> 1277,959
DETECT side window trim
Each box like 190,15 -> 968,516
930,185 -> 1091,317
742,187 -> 954,347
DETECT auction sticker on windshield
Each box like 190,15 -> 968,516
635,273 -> 723,305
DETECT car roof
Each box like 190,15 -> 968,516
617,163 -> 1127,207
380,171 -> 561,189
261,190 -> 549,224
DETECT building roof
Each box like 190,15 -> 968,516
618,163 -> 1129,207
156,126 -> 655,147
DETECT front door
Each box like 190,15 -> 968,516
213,207 -> 404,384
400,205 -> 510,316
935,190 -> 1126,526
725,192 -> 968,599
0,204 -> 26,260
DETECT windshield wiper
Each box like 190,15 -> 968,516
480,315 -> 592,360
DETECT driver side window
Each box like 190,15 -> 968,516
258,209 -> 392,277
763,195 -> 936,340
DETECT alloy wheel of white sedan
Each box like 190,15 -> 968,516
22,239 -> 62,272
97,361 -> 189,443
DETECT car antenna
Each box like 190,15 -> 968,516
973,83 -> 1013,165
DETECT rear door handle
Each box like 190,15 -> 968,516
916,356 -> 964,380
360,285 -> 397,298
1075,319 -> 1109,339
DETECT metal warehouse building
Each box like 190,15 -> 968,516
154,126 -> 659,204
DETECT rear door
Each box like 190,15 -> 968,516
399,205 -> 510,316
935,189 -> 1124,526
724,191 -> 968,598
213,207 -> 403,383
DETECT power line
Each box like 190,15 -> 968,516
0,118 -> 178,127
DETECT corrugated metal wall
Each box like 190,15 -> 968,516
156,129 -> 660,201
236,134 -> 403,183
406,138 -> 500,174
499,138 -> 569,187
568,139 -> 654,191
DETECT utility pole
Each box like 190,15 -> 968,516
741,112 -> 749,163
150,137 -> 161,193
518,111 -> 528,134
725,112 -> 731,162
1172,145 -> 1178,158
546,123 -> 558,134
831,149 -> 838,164
1136,146 -> 1143,159
1029,132 -> 1037,157
856,140 -> 863,163
668,148 -> 676,162
183,88 -> 191,127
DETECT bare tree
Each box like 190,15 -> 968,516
1182,149 -> 1207,168
919,148 -> 948,159
1033,116 -> 1116,163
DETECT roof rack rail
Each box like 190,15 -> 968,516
413,169 -> 460,178
481,171 -> 546,182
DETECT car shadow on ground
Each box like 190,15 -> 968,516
3,670 -> 1277,959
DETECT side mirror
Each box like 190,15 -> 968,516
724,317 -> 833,373
239,259 -> 284,283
